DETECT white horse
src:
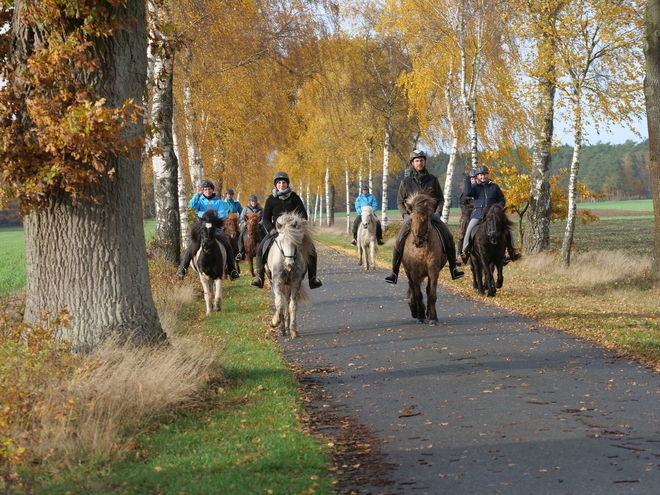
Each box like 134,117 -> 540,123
266,212 -> 313,338
357,206 -> 378,270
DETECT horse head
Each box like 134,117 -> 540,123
405,194 -> 435,248
225,213 -> 239,239
246,213 -> 261,239
485,204 -> 504,244
275,212 -> 306,272
361,206 -> 374,229
195,210 -> 224,252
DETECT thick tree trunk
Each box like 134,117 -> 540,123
174,128 -> 190,250
149,3 -> 180,263
645,0 -> 660,276
182,46 -> 204,188
17,0 -> 165,353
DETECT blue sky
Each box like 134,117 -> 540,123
554,118 -> 648,146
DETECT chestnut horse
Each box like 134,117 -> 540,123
402,193 -> 447,326
243,212 -> 264,277
223,213 -> 240,276
469,204 -> 512,297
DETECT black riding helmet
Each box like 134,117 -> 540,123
409,149 -> 427,162
468,169 -> 478,178
476,165 -> 489,175
201,180 -> 215,189
249,194 -> 258,201
273,171 -> 290,185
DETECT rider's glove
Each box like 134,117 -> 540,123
403,214 -> 411,226
432,212 -> 441,223
269,228 -> 278,237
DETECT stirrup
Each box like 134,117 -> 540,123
230,270 -> 240,281
385,272 -> 398,284
350,239 -> 357,246
250,277 -> 263,288
451,268 -> 465,280
235,252 -> 244,261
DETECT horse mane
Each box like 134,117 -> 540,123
405,193 -> 435,217
488,204 -> 513,229
275,211 -> 315,265
224,213 -> 239,232
191,210 -> 225,241
245,212 -> 260,222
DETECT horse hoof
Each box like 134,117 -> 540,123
429,320 -> 437,326
416,319 -> 425,324
487,293 -> 496,298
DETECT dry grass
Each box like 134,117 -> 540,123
31,333 -> 221,465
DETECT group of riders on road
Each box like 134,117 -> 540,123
176,149 -> 520,289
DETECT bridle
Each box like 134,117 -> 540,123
274,236 -> 298,267
411,214 -> 430,248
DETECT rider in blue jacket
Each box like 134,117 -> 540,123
222,188 -> 242,215
176,180 -> 240,280
350,185 -> 384,246
461,165 -> 521,263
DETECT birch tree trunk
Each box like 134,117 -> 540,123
148,0 -> 180,263
325,166 -> 331,227
645,0 -> 660,275
181,46 -> 204,188
174,128 -> 190,250
560,97 -> 583,267
381,123 -> 392,227
16,0 -> 165,353
442,135 -> 460,224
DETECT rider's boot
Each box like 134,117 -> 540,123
436,222 -> 464,280
350,233 -> 357,246
385,247 -> 403,284
217,234 -> 240,280
250,256 -> 265,288
307,253 -> 323,289
236,231 -> 245,260
176,245 -> 194,279
376,222 -> 385,245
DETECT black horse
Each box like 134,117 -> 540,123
190,210 -> 226,315
469,204 -> 512,297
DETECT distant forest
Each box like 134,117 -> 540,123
0,140 -> 652,227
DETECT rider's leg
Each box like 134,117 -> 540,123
506,229 -> 522,261
462,218 -> 480,254
350,216 -> 360,245
215,231 -> 240,280
307,245 -> 323,289
385,224 -> 409,284
176,239 -> 199,278
250,235 -> 270,288
434,220 -> 465,280
236,229 -> 246,260
376,220 -> 384,245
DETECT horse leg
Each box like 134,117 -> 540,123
426,274 -> 439,325
496,261 -> 504,289
473,258 -> 485,295
358,242 -> 363,266
410,280 -> 425,323
407,280 -> 419,319
213,277 -> 222,312
485,261 -> 496,297
369,241 -> 376,270
288,283 -> 301,339
200,274 -> 213,316
270,281 -> 285,333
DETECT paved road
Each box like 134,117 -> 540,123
278,244 -> 660,495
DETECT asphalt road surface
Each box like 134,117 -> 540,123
278,244 -> 660,495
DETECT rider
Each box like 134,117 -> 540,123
235,194 -> 264,261
350,184 -> 384,246
460,165 -> 521,263
223,188 -> 242,215
385,150 -> 465,284
457,168 -> 478,261
176,180 -> 240,280
250,172 -> 323,289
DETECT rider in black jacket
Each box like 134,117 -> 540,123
250,172 -> 323,289
384,150 -> 465,284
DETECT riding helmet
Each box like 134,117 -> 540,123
273,171 -> 290,185
201,180 -> 215,189
361,185 -> 369,191
476,165 -> 489,175
249,194 -> 258,201
468,169 -> 478,178
409,149 -> 427,162
225,188 -> 235,195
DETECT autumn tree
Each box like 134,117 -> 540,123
0,0 -> 166,353
644,0 -> 660,276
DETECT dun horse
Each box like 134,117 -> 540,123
243,212 -> 264,277
190,210 -> 226,316
469,203 -> 511,297
267,212 -> 313,338
402,193 -> 447,325
357,206 -> 378,270
224,213 -> 240,275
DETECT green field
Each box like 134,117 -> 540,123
577,199 -> 653,211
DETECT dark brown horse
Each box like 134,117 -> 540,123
402,193 -> 448,326
469,204 -> 512,297
224,213 -> 240,276
243,212 -> 264,277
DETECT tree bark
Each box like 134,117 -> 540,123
381,121 -> 392,227
181,45 -> 204,188
15,0 -> 166,352
645,0 -> 660,276
560,96 -> 582,267
149,0 -> 180,263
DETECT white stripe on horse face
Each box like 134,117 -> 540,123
205,223 -> 212,228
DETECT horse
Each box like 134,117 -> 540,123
401,193 -> 447,326
243,212 -> 264,277
224,213 -> 240,276
189,210 -> 226,316
357,206 -> 378,270
469,203 -> 512,297
266,212 -> 313,339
